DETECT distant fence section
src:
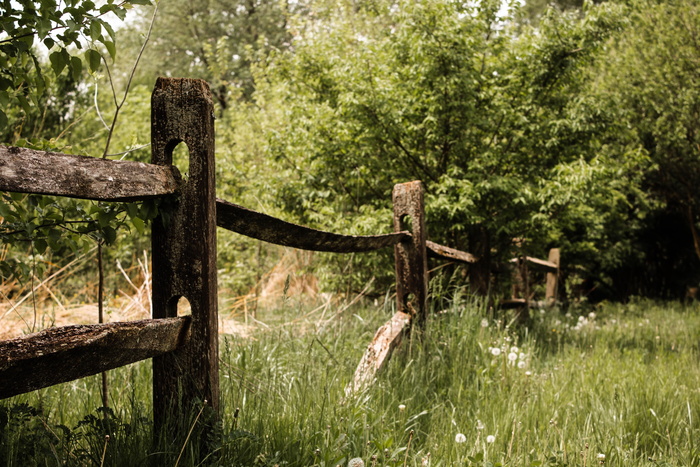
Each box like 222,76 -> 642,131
0,78 -> 480,436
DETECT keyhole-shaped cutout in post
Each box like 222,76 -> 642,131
399,214 -> 413,233
169,141 -> 190,180
176,296 -> 192,317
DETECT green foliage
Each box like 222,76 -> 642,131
0,0 -> 144,138
249,0 -> 645,295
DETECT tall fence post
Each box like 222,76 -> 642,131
545,248 -> 560,305
393,181 -> 428,323
151,78 -> 219,431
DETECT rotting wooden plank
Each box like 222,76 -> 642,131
545,248 -> 560,305
509,256 -> 558,273
393,181 -> 428,322
0,317 -> 190,399
216,198 -> 410,252
151,77 -> 219,430
346,312 -> 411,395
0,145 -> 181,201
426,240 -> 477,264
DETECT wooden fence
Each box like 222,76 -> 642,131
0,78 -> 478,432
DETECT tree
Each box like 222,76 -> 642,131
252,0 -> 644,296
590,0 -> 700,297
0,0 -> 149,141
124,0 -> 307,109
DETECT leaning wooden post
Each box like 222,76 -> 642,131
151,78 -> 219,430
393,181 -> 428,323
545,248 -> 560,306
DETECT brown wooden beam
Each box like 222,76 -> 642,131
216,198 -> 410,253
151,77 -> 219,429
0,145 -> 181,201
0,317 -> 190,399
426,240 -> 477,264
346,312 -> 411,395
393,181 -> 428,322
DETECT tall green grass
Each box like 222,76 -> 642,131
3,297 -> 700,466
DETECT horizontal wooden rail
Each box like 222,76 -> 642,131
216,198 -> 410,253
0,145 -> 181,201
426,240 -> 477,263
0,317 -> 190,399
510,256 -> 558,273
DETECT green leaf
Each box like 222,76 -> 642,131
131,216 -> 145,234
102,40 -> 116,60
128,0 -> 152,5
90,20 -> 102,41
34,238 -> 48,254
71,55 -> 82,81
102,226 -> 117,245
49,50 -> 67,75
16,94 -> 31,114
85,49 -> 101,72
0,110 -> 7,131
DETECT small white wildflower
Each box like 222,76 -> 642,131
398,404 -> 406,411
455,433 -> 467,443
490,347 -> 501,356
597,453 -> 606,461
486,435 -> 496,443
476,419 -> 485,430
481,318 -> 489,328
517,360 -> 526,369
348,458 -> 364,467
508,352 -> 518,362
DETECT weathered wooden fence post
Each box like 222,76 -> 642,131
151,78 -> 219,430
545,248 -> 560,305
393,181 -> 428,323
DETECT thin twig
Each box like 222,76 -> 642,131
102,2 -> 159,158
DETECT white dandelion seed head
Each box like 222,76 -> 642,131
476,419 -> 485,430
597,453 -> 606,461
508,352 -> 518,362
510,346 -> 519,354
481,318 -> 489,328
519,352 -> 526,360
398,404 -> 406,411
525,370 -> 532,376
588,312 -> 596,320
455,433 -> 467,443
490,347 -> 501,356
348,458 -> 365,467
486,435 -> 496,443
517,360 -> 526,369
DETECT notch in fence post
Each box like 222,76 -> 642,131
545,248 -> 560,306
151,78 -> 219,434
393,181 -> 428,324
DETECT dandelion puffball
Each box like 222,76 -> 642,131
348,458 -> 365,467
490,347 -> 501,356
486,435 -> 496,443
455,433 -> 467,443
398,404 -> 406,411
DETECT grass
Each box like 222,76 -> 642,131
2,296 -> 700,466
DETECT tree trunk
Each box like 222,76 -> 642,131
468,225 -> 491,296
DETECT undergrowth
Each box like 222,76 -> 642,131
2,297 -> 700,466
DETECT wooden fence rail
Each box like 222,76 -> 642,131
0,77 -> 478,436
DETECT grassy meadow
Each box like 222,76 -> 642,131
2,295 -> 700,466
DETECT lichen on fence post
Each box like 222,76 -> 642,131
150,78 -> 219,432
393,181 -> 428,324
